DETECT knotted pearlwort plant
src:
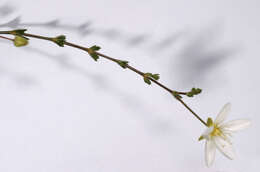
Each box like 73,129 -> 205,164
0,29 -> 251,167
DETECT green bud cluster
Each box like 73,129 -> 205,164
143,73 -> 160,85
52,35 -> 66,47
10,29 -> 29,47
13,36 -> 29,47
186,88 -> 202,97
88,45 -> 101,61
117,60 -> 129,69
171,91 -> 182,99
10,29 -> 27,36
206,117 -> 213,127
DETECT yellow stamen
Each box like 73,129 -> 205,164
210,124 -> 222,137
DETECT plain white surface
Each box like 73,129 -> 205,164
0,0 -> 258,171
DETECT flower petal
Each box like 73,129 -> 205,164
220,119 -> 251,132
215,103 -> 231,125
205,140 -> 216,167
201,126 -> 214,140
213,136 -> 235,160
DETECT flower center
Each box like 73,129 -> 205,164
210,124 -> 222,137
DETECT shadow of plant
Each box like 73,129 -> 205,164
0,65 -> 37,87
21,46 -> 175,134
169,25 -> 237,88
0,16 -> 176,50
0,4 -> 238,134
0,3 -> 15,17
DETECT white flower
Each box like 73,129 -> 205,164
199,103 -> 251,167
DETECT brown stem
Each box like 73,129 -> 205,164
0,30 -> 207,126
0,35 -> 14,41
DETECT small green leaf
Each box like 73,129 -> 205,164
52,35 -> 66,47
151,74 -> 160,80
13,35 -> 29,47
186,92 -> 194,97
186,87 -> 202,97
88,45 -> 101,61
195,88 -> 202,94
145,73 -> 152,77
90,53 -> 99,61
143,77 -> 151,85
10,29 -> 27,36
117,60 -> 129,69
198,135 -> 204,141
143,72 -> 160,85
171,91 -> 182,99
90,45 -> 101,51
207,117 -> 213,127
143,73 -> 152,85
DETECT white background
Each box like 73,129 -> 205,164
0,0 -> 259,171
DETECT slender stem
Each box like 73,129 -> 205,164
24,33 -> 53,41
0,31 -> 10,34
0,35 -> 14,41
0,30 -> 207,126
177,98 -> 207,126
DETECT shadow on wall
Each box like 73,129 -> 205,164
1,15 -> 235,90
0,4 -> 179,50
0,4 -> 238,133
0,3 -> 15,17
169,25 -> 238,89
0,16 -> 152,48
0,4 -> 176,134
0,65 -> 37,87
24,46 -> 175,135
0,30 -> 175,135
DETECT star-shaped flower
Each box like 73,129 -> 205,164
199,103 -> 251,167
